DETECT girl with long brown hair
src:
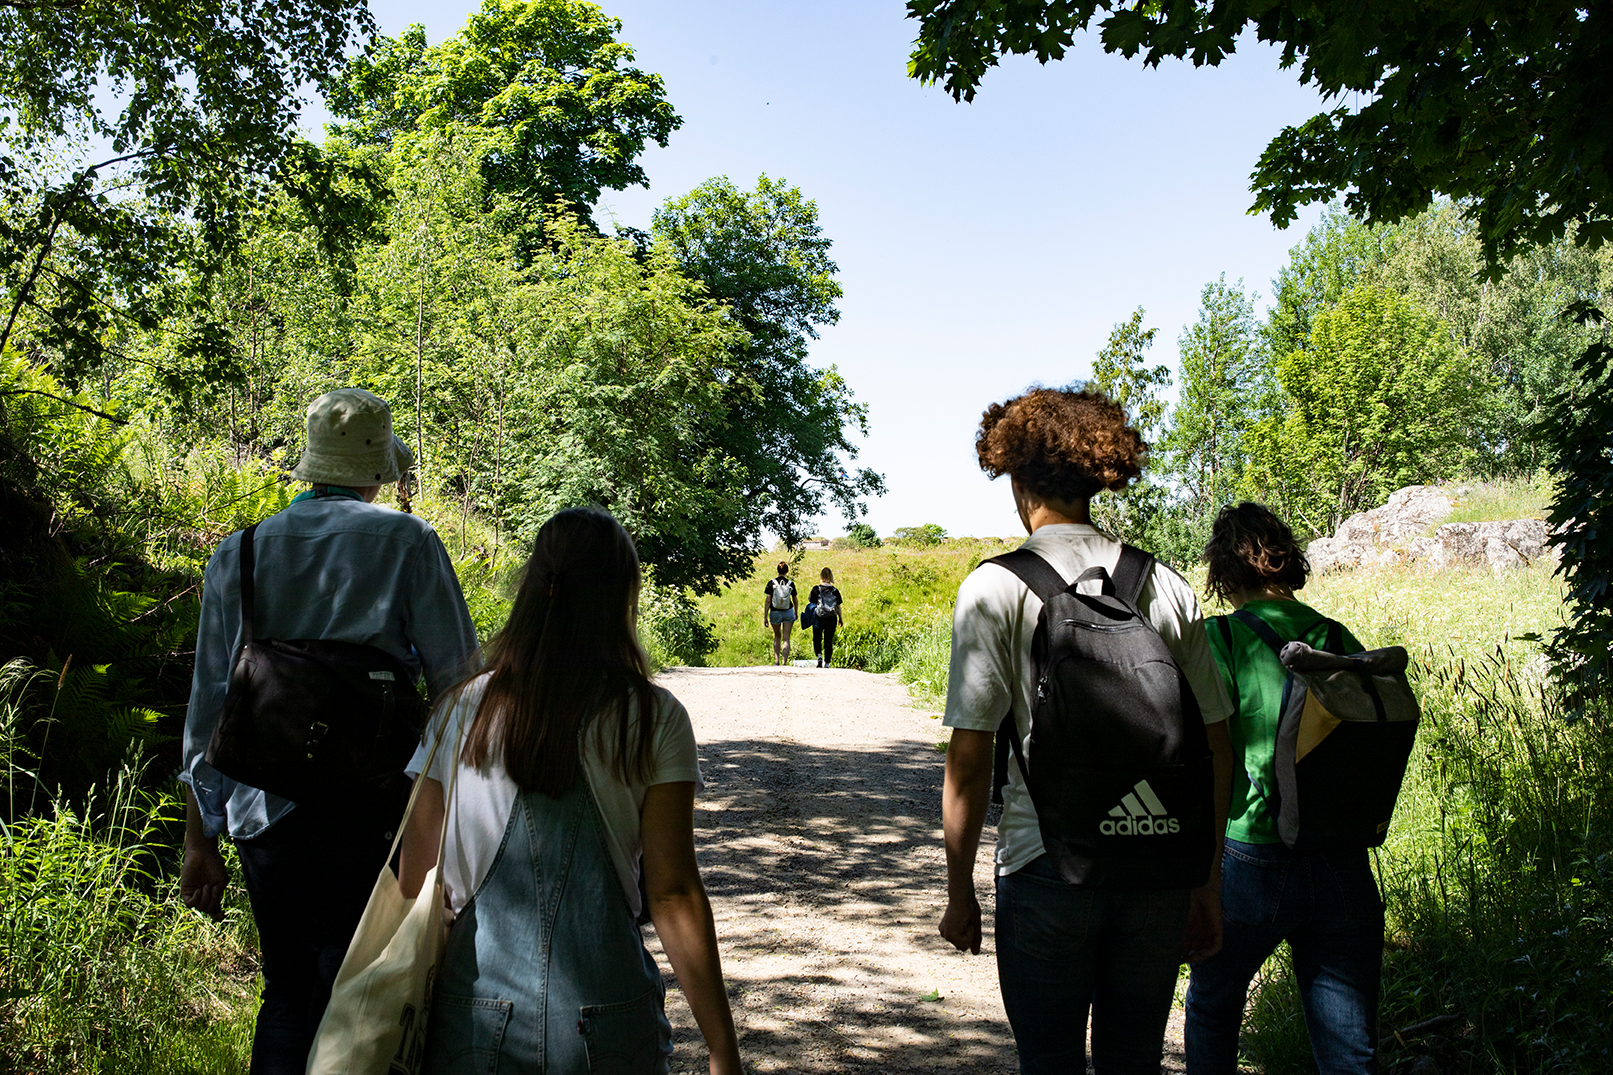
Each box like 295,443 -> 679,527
398,507 -> 741,1075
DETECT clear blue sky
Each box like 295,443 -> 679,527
332,1 -> 1330,539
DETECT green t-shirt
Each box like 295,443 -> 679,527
1206,599 -> 1364,845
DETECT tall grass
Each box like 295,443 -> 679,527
0,660 -> 259,1074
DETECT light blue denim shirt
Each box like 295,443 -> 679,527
181,495 -> 479,839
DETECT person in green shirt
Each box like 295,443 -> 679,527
1185,502 -> 1385,1075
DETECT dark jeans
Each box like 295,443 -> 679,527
813,618 -> 838,664
996,854 -> 1191,1074
234,796 -> 404,1075
1185,838 -> 1384,1075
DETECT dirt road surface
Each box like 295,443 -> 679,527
647,665 -> 1188,1074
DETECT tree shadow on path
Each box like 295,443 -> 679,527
648,733 -> 1015,1074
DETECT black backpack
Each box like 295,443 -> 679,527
204,521 -> 429,808
987,546 -> 1215,890
1217,610 -> 1419,849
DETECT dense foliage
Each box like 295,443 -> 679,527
0,0 -> 375,376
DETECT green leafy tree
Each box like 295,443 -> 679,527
0,0 -> 375,378
505,216 -> 750,591
1265,205 -> 1407,362
1087,307 -> 1170,443
652,175 -> 885,555
891,524 -> 947,547
1160,276 -> 1264,518
842,523 -> 881,549
1243,286 -> 1486,535
1265,203 -> 1613,475
329,0 -> 680,224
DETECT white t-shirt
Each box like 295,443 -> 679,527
407,676 -> 703,917
942,524 -> 1232,876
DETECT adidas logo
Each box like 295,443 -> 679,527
1099,779 -> 1181,836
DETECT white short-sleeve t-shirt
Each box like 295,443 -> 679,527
942,524 -> 1232,876
407,676 -> 703,917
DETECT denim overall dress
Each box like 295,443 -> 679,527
423,776 -> 673,1074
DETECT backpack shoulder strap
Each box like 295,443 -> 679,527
239,522 -> 259,645
981,549 -> 1068,604
1323,618 -> 1344,655
1230,608 -> 1287,657
1111,545 -> 1154,607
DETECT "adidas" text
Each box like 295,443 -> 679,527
1100,779 -> 1181,836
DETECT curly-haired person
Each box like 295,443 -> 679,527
1184,502 -> 1382,1075
937,386 -> 1234,1075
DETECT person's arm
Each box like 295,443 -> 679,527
398,776 -> 445,900
180,547 -> 234,920
407,530 -> 481,697
939,728 -> 993,954
641,781 -> 742,1075
1185,718 -> 1234,962
180,784 -> 228,922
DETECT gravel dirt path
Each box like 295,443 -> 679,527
647,665 -> 1188,1074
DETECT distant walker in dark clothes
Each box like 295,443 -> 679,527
809,568 -> 844,668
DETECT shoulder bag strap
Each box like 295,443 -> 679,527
239,522 -> 260,646
383,713 -> 465,871
1323,618 -> 1345,655
1111,544 -> 1154,607
1231,608 -> 1288,658
982,549 -> 1068,604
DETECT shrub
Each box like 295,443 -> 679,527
639,578 -> 718,668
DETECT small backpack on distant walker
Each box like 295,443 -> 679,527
770,579 -> 794,609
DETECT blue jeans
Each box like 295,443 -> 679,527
1185,839 -> 1384,1075
996,854 -> 1190,1075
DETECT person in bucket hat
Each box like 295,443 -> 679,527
179,387 -> 477,1075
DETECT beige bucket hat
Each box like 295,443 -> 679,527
289,388 -> 414,487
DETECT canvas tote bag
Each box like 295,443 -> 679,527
305,720 -> 463,1075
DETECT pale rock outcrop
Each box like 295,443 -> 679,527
1306,486 -> 1551,574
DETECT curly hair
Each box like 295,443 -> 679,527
975,387 -> 1146,502
1202,502 -> 1310,604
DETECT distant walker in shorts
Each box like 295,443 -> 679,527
763,561 -> 798,666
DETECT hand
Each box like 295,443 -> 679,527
181,842 -> 229,922
1184,879 -> 1224,963
939,893 -> 982,954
